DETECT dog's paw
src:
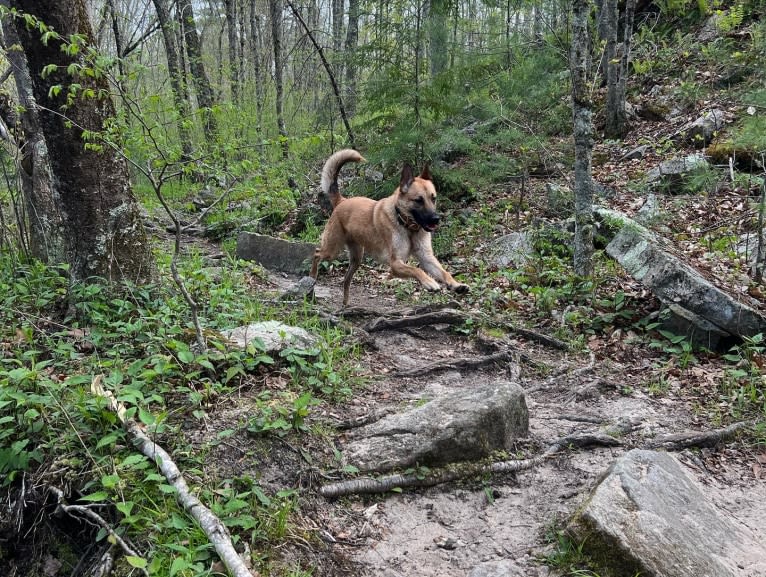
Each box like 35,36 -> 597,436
450,283 -> 469,294
423,279 -> 441,292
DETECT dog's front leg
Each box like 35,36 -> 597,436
413,242 -> 469,294
389,259 -> 441,291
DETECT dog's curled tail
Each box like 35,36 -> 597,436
321,149 -> 366,208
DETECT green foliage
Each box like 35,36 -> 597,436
721,334 -> 766,421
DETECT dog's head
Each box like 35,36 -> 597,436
397,163 -> 440,232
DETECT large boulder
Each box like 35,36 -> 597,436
645,153 -> 708,187
601,210 -> 766,339
570,450 -> 766,577
343,382 -> 529,473
236,232 -> 316,275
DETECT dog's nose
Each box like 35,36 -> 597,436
428,214 -> 440,225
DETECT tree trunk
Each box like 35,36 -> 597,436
150,0 -> 193,160
104,0 -> 125,79
249,1 -> 264,131
224,0 -> 240,103
344,0 -> 359,116
571,0 -> 594,278
603,0 -> 620,137
429,0 -> 449,77
332,0 -> 344,52
179,0 -> 217,138
604,0 -> 636,138
5,0 -> 153,284
0,9 -> 65,264
269,0 -> 289,158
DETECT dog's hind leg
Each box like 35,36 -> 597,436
311,220 -> 346,279
342,242 -> 364,306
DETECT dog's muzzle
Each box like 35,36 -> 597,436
414,211 -> 440,233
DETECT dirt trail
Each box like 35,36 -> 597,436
197,269 -> 766,576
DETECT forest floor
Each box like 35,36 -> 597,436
235,267 -> 765,576
161,52 -> 766,575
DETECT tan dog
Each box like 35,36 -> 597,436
310,149 -> 469,305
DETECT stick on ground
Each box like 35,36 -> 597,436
91,376 -> 257,577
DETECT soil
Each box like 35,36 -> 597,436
191,264 -> 766,577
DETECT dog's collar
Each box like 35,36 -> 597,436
395,206 -> 421,232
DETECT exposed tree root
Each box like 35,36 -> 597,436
395,350 -> 520,377
506,326 -> 569,351
363,309 -> 468,333
91,376 -> 257,577
48,486 -> 146,576
646,421 -> 750,450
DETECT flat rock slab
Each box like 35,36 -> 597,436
645,153 -> 707,184
570,449 -> 766,577
344,381 -> 528,473
220,321 -> 319,354
604,215 -> 766,338
236,232 -> 316,275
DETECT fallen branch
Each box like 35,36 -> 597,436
319,447 -> 558,498
364,309 -> 468,333
646,421 -> 750,450
320,431 -> 621,498
48,486 -> 146,575
91,376 -> 256,577
395,350 -> 518,377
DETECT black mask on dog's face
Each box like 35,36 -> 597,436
399,164 -> 440,232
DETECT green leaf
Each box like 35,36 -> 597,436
169,557 -> 190,577
177,349 -> 195,364
79,491 -> 109,502
125,556 -> 147,569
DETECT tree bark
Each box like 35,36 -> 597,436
571,0 -> 594,278
150,0 -> 193,160
179,0 -> 217,139
5,0 -> 153,283
344,0 -> 359,116
332,0 -> 344,52
429,0 -> 449,76
224,0 -> 240,103
249,0 -> 264,130
269,0 -> 289,157
0,9 -> 65,264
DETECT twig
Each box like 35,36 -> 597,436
90,376 -> 256,577
395,350 -> 519,377
646,421 -> 750,450
47,486 -> 147,576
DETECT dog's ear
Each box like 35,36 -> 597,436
420,163 -> 432,181
400,164 -> 414,193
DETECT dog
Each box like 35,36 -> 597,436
310,149 -> 469,305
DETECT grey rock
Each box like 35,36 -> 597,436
280,276 -> 316,301
236,232 -> 316,275
677,109 -> 727,148
220,321 -> 319,354
545,182 -> 573,213
604,216 -> 766,338
487,232 -> 534,269
344,381 -> 528,473
645,154 -> 708,184
660,303 -> 732,351
620,144 -> 649,161
635,193 -> 660,225
570,449 -> 766,577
